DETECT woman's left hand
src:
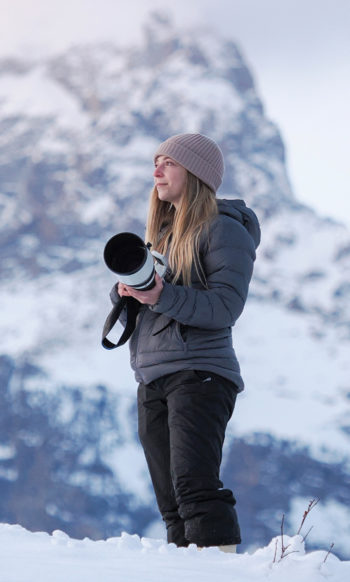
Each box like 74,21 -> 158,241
118,273 -> 164,306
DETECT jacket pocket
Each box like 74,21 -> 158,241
138,313 -> 185,354
186,326 -> 232,351
178,323 -> 188,342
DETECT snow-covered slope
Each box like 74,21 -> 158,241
0,524 -> 348,582
0,12 -> 349,557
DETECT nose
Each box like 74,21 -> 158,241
153,163 -> 164,177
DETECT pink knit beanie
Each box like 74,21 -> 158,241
154,133 -> 224,192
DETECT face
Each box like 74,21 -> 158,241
153,155 -> 187,208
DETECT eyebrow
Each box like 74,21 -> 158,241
155,156 -> 175,163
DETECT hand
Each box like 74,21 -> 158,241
117,273 -> 164,306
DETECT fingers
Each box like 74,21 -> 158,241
118,282 -> 131,297
117,276 -> 163,305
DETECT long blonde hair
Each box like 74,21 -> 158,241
145,172 -> 218,286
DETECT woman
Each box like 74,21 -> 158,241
116,133 -> 261,551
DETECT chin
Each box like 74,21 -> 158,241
158,194 -> 171,203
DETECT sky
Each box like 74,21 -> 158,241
1,0 -> 349,227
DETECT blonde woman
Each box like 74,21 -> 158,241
117,133 -> 261,551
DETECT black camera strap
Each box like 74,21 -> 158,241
101,296 -> 140,349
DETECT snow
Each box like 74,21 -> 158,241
80,195 -> 116,224
0,524 -> 348,582
0,467 -> 18,482
252,206 -> 350,317
231,299 -> 350,464
0,67 -> 87,129
103,442 -> 154,503
0,444 -> 16,460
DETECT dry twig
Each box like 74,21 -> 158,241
277,513 -> 299,561
301,525 -> 314,543
297,498 -> 319,535
273,538 -> 278,564
323,543 -> 335,563
280,514 -> 290,557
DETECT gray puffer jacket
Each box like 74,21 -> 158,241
128,199 -> 260,391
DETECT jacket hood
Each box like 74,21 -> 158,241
217,198 -> 261,249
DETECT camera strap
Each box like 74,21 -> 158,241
101,296 -> 140,349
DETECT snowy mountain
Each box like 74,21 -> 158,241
0,12 -> 349,558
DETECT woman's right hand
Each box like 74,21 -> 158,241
117,274 -> 163,305
118,282 -> 132,297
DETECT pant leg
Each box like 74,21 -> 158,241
137,381 -> 189,546
164,370 -> 241,547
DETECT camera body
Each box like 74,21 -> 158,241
103,232 -> 168,290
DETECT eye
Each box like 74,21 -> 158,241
165,160 -> 175,166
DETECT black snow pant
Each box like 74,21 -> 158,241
137,369 -> 241,547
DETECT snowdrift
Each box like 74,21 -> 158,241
0,523 -> 348,582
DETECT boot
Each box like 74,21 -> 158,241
219,544 -> 237,553
197,544 -> 237,553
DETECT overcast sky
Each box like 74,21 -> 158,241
1,0 -> 349,227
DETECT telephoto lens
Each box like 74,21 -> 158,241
102,232 -> 169,350
104,232 -> 156,290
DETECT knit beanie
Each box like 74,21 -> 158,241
154,133 -> 224,192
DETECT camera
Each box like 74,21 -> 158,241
103,232 -> 168,289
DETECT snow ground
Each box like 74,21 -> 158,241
0,524 -> 348,582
